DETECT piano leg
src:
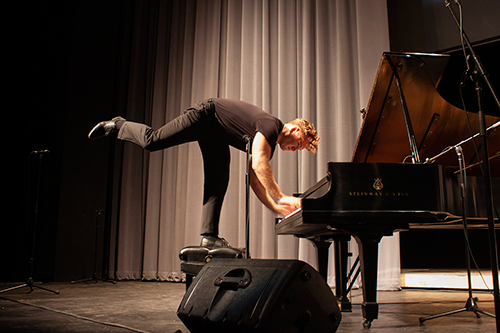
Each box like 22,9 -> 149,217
334,237 -> 353,312
311,239 -> 331,281
310,233 -> 353,312
351,229 -> 395,329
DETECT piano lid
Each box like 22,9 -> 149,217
352,52 -> 500,177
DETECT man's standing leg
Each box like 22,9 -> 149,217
198,140 -> 231,248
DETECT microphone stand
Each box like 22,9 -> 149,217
244,135 -> 253,259
425,121 -> 500,164
71,210 -> 116,284
0,151 -> 59,295
431,1 -> 500,329
420,147 -> 495,323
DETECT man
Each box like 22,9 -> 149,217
89,98 -> 319,248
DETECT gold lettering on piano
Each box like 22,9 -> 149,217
346,177 -> 410,197
391,192 -> 409,197
349,191 -> 383,196
373,178 -> 383,190
348,191 -> 409,197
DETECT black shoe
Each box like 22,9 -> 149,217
200,236 -> 230,249
88,116 -> 125,140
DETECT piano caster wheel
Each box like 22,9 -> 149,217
363,319 -> 372,329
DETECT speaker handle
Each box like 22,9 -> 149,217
214,268 -> 252,289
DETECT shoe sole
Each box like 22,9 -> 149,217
88,123 -> 106,140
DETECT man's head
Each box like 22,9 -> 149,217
278,118 -> 320,153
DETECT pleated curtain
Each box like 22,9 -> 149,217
110,0 -> 400,290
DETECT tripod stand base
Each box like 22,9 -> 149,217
419,296 -> 495,323
0,277 -> 60,295
70,273 -> 116,284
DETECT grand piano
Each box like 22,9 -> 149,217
275,52 -> 500,328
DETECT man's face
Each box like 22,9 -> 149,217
279,128 -> 307,152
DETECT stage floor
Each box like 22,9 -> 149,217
0,280 -> 497,332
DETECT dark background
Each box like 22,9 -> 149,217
387,0 -> 500,270
2,0 -> 499,283
2,0 -> 132,283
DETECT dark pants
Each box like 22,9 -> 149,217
118,100 -> 230,236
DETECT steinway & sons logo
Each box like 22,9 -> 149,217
348,178 -> 409,197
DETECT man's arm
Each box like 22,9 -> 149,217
248,165 -> 281,213
251,132 -> 301,214
249,161 -> 296,216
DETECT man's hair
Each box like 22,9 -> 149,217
288,118 -> 320,153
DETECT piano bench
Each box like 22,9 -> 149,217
179,246 -> 243,289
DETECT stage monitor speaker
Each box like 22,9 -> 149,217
177,258 -> 341,333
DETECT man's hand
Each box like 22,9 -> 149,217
275,204 -> 300,216
277,196 -> 301,216
278,195 -> 301,209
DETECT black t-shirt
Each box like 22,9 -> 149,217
212,98 -> 284,157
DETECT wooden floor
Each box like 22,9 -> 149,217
0,280 -> 497,332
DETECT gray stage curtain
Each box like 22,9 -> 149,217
110,0 -> 400,290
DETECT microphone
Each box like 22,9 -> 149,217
32,149 -> 50,154
243,135 -> 253,154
